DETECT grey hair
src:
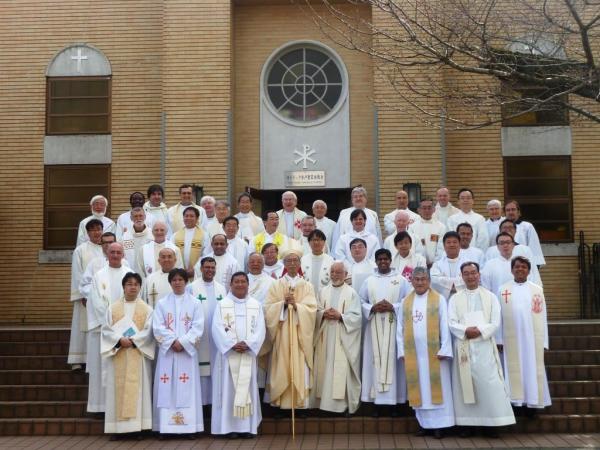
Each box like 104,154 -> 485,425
412,266 -> 430,280
352,186 -> 367,197
200,195 -> 216,205
487,199 -> 502,208
215,199 -> 230,208
130,206 -> 145,218
312,199 -> 327,209
248,252 -> 265,262
282,190 -> 297,200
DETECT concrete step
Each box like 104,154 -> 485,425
0,370 -> 87,385
0,329 -> 70,343
545,350 -> 600,365
547,365 -> 600,382
0,418 -> 103,436
545,397 -> 600,415
549,335 -> 600,350
0,356 -> 70,371
548,322 -> 600,336
549,380 -> 600,397
0,342 -> 69,356
0,401 -> 87,419
0,385 -> 87,402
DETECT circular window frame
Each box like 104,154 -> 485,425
261,40 -> 349,127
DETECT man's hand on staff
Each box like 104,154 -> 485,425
284,291 -> 297,310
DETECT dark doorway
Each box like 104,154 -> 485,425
246,187 -> 353,222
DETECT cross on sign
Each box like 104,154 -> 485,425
160,373 -> 170,384
502,290 -> 511,303
179,373 -> 190,383
71,48 -> 88,73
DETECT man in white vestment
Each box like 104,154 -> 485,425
431,232 -> 467,299
101,273 -> 155,436
312,200 -> 336,251
343,238 -> 376,293
263,249 -> 317,411
235,192 -> 264,241
207,200 -> 231,238
211,272 -> 266,437
121,207 -> 153,275
144,184 -> 170,229
301,229 -> 334,297
299,216 -> 329,255
484,219 -> 537,264
411,198 -> 446,266
250,211 -> 290,255
383,190 -> 420,237
482,233 -> 542,296
383,211 -> 425,259
188,257 -> 227,406
359,249 -> 410,414
167,184 -> 207,234
390,231 -> 426,281
201,195 -> 217,230
448,262 -> 515,437
276,191 -> 307,240
504,200 -> 546,267
432,187 -> 460,227
261,244 -> 284,279
69,219 -> 104,369
446,189 -> 489,252
397,268 -> 454,438
196,234 -> 240,290
79,233 -> 123,300
171,206 -> 210,280
497,257 -> 551,416
457,222 -> 485,268
77,195 -> 116,246
153,269 -> 205,435
485,199 -> 505,248
142,248 -> 176,307
311,262 -> 362,414
87,243 -> 131,412
223,216 -> 249,271
334,209 -> 380,261
140,221 -> 183,278
332,186 -> 382,249
116,192 -> 154,241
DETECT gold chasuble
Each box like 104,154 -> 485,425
173,227 -> 205,269
263,279 -> 317,408
111,299 -> 152,420
402,290 -> 443,407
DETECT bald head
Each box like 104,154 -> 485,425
395,190 -> 409,209
248,252 -> 265,275
152,221 -> 168,243
436,187 -> 450,207
158,247 -> 177,272
107,242 -> 124,268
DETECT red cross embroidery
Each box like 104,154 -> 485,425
164,313 -> 174,331
179,373 -> 190,383
501,290 -> 511,304
160,373 -> 170,384
532,294 -> 543,314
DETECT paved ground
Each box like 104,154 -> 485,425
0,434 -> 599,449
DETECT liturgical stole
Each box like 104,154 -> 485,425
174,227 -> 205,269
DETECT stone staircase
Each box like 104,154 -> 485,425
0,322 -> 598,435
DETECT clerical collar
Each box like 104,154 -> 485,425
108,265 -> 122,270
231,295 -> 247,303
514,280 -> 527,285
173,293 -> 184,300
447,256 -> 460,262
466,287 -> 479,293
376,269 -> 396,277
311,253 -> 324,258
125,297 -> 137,303
201,278 -> 213,285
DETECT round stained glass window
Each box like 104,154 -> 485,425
265,46 -> 345,124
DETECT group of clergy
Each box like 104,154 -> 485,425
67,183 -> 550,439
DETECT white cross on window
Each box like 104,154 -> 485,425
71,48 -> 88,73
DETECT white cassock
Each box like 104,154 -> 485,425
481,255 -> 542,297
187,278 -> 227,405
301,253 -> 334,298
410,218 -> 446,265
211,293 -> 266,435
116,211 -> 155,241
299,235 -> 330,257
484,242 -> 535,265
383,208 -> 420,237
207,219 -> 225,239
334,230 -> 379,261
448,287 -> 515,426
167,203 -> 207,234
77,215 -> 116,246
69,241 -> 102,365
140,240 -> 183,278
227,237 -> 249,271
86,264 -> 131,412
496,281 -> 551,408
515,221 -> 546,266
80,257 -> 130,300
359,270 -> 410,404
447,211 -> 489,252
485,217 -> 505,248
430,255 -> 468,299
121,227 -> 153,275
343,257 -> 376,294
433,203 -> 460,228
459,246 -> 485,268
143,201 -> 170,228
249,232 -> 290,255
311,283 -> 362,413
142,270 -> 172,308
332,207 -> 382,250
315,216 -> 336,251
101,299 -> 155,433
235,212 -> 265,241
263,261 -> 284,279
247,272 -> 275,388
383,230 -> 426,260
195,252 -> 240,291
391,251 -> 427,282
397,290 -> 455,429
153,292 -> 204,434
277,207 -> 307,240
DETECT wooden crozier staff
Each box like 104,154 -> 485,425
287,285 -> 296,439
